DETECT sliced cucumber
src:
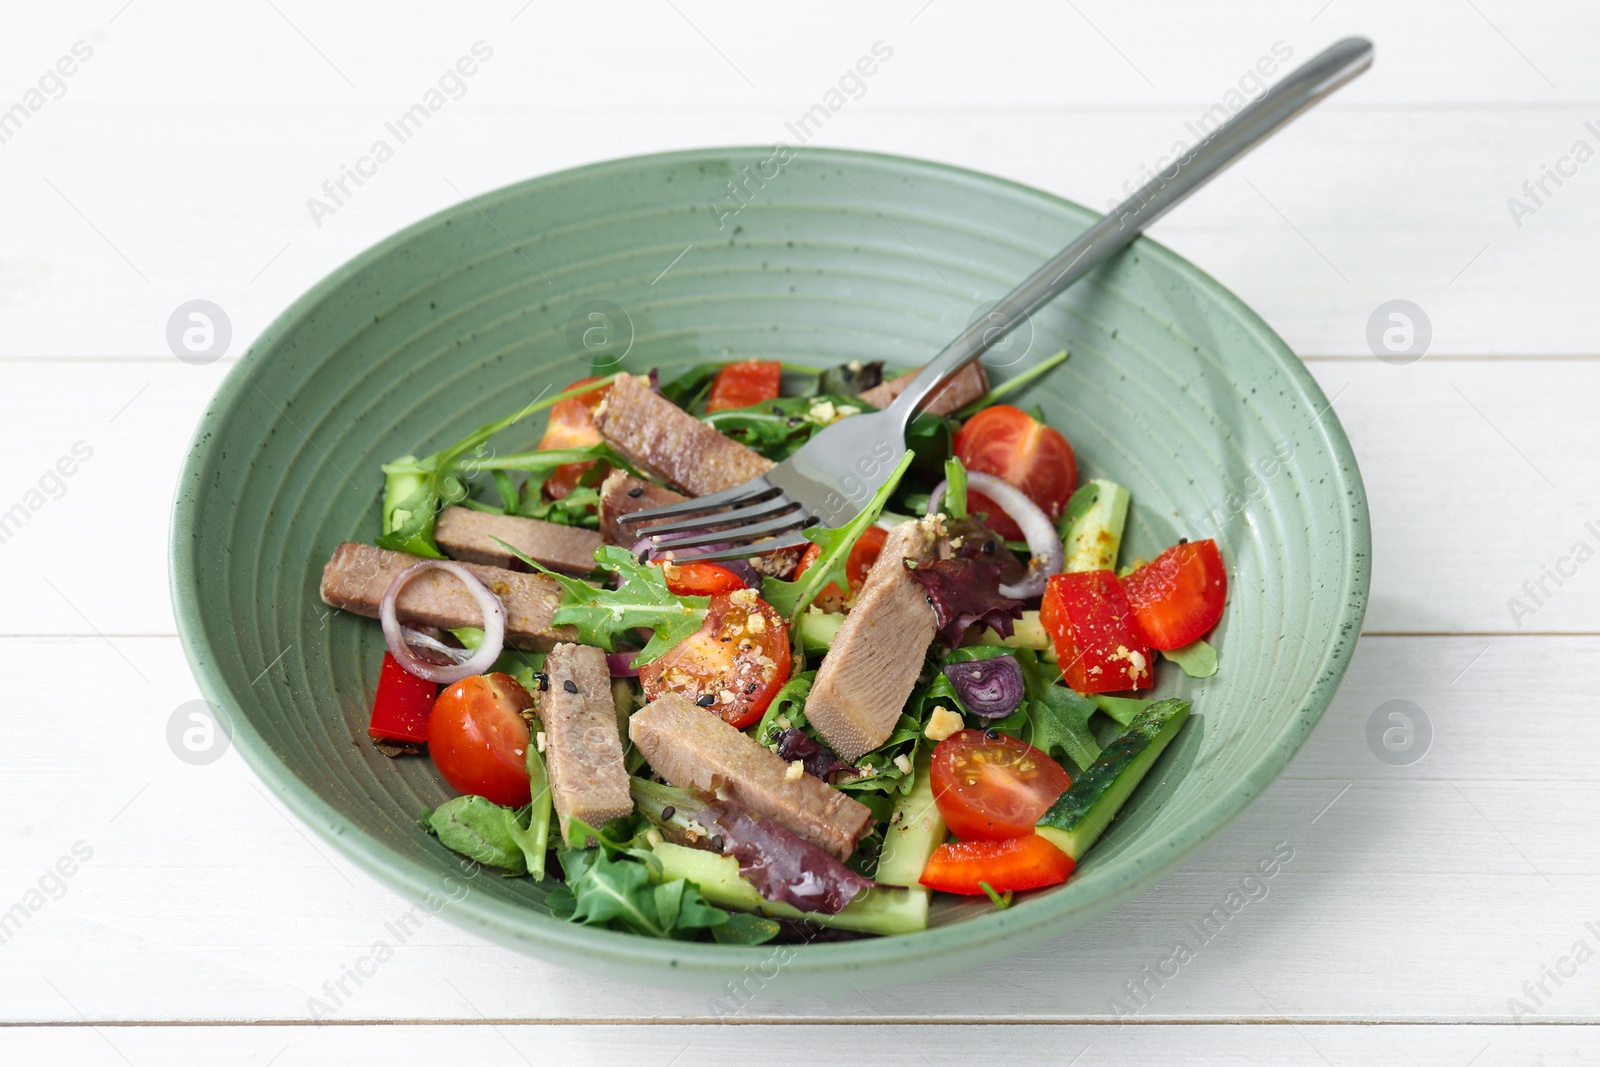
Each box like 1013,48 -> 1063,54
874,749 -> 946,888
651,841 -> 929,936
1062,478 -> 1130,573
971,609 -> 1052,655
1035,699 -> 1189,860
797,610 -> 845,653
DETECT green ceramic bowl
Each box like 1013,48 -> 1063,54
171,147 -> 1369,991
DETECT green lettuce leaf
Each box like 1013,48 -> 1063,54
496,543 -> 709,667
1162,638 -> 1219,678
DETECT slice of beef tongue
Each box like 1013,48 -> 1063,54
593,373 -> 774,496
435,506 -> 601,574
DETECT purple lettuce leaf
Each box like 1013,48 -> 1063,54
701,801 -> 873,914
775,728 -> 857,782
904,557 -> 1025,647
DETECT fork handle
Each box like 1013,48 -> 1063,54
883,36 -> 1374,426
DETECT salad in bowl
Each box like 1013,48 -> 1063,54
316,351 -> 1226,945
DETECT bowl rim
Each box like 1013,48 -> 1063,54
170,144 -> 1371,985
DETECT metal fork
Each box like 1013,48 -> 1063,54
621,37 -> 1374,562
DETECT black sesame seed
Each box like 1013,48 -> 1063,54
1178,537 -> 1189,544
562,679 -> 578,694
628,486 -> 644,498
532,672 -> 549,691
985,728 -> 1000,740
710,834 -> 725,852
771,405 -> 784,416
745,683 -> 757,694
661,805 -> 676,821
696,693 -> 716,707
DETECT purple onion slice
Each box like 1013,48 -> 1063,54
942,654 -> 1025,719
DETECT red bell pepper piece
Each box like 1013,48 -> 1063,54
919,835 -> 1076,895
1040,570 -> 1154,694
368,652 -> 437,743
705,360 -> 782,413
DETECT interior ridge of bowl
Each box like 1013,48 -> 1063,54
170,146 -> 1370,992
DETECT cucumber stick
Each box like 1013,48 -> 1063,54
1062,478 -> 1130,573
1036,699 -> 1189,860
798,611 -> 845,653
874,749 -> 946,888
651,842 -> 929,936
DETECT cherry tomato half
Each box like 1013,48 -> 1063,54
659,560 -> 748,598
705,360 -> 782,413
428,673 -> 536,806
640,591 -> 791,729
1122,539 -> 1227,650
930,729 -> 1073,840
1040,570 -> 1154,694
793,525 -> 890,612
538,376 -> 611,500
954,405 -> 1077,541
919,835 -> 1076,895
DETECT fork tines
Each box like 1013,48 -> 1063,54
618,478 -> 816,562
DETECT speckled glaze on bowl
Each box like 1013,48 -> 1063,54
170,147 -> 1369,992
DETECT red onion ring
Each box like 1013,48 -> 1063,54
927,471 -> 1064,599
380,560 -> 506,683
398,627 -> 475,665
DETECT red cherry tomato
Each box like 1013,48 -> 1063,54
659,560 -> 748,598
538,376 -> 611,500
930,729 -> 1073,841
705,360 -> 782,413
640,592 -> 791,729
428,673 -> 535,806
368,652 -> 438,743
793,525 -> 889,611
1040,570 -> 1154,694
954,405 -> 1077,540
919,835 -> 1076,895
1122,539 -> 1228,650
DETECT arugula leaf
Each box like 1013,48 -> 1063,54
521,732 -> 553,881
423,795 -> 549,876
712,912 -> 782,945
1162,638 -> 1219,678
761,450 -> 915,623
1018,650 -> 1102,771
942,457 -> 969,520
1090,693 -> 1150,727
1056,482 -> 1100,540
702,395 -> 872,462
497,542 -> 709,667
656,362 -> 725,411
952,349 -> 1071,420
754,670 -> 816,746
375,377 -> 619,557
518,484 -> 601,529
550,841 -> 730,940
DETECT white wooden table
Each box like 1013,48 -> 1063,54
4,2 -> 1596,1061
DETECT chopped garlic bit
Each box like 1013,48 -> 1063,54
924,706 -> 965,742
729,587 -> 759,607
785,760 -> 805,781
745,613 -> 766,633
535,731 -> 548,753
893,753 -> 913,775
775,715 -> 792,730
